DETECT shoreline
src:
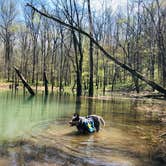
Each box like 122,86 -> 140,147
0,83 -> 10,90
0,83 -> 165,100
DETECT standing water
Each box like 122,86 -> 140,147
0,91 -> 165,166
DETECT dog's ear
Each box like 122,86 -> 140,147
73,113 -> 79,118
73,113 -> 79,120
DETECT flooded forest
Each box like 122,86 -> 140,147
0,0 -> 166,165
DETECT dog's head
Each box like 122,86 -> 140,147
69,113 -> 80,126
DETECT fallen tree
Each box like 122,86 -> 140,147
26,3 -> 166,96
14,67 -> 35,96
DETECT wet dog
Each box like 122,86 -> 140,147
69,113 -> 105,133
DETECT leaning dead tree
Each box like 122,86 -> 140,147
14,67 -> 35,96
26,3 -> 166,96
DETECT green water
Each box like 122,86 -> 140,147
0,91 -> 166,166
0,91 -> 75,141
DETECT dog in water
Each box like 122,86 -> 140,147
69,113 -> 105,134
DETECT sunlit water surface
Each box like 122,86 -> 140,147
0,91 -> 166,166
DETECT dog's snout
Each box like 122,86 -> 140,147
69,121 -> 74,126
69,121 -> 72,124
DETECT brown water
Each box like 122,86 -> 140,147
0,91 -> 165,165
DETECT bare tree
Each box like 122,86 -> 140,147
87,0 -> 94,96
25,0 -> 41,84
60,0 -> 85,96
26,3 -> 166,96
0,0 -> 17,81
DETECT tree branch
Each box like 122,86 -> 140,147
26,3 -> 166,96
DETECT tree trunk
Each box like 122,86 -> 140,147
73,0 -> 84,97
72,31 -> 82,96
32,37 -> 37,84
87,0 -> 94,97
14,67 -> 35,96
43,70 -> 48,95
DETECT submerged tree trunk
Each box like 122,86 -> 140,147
14,67 -> 35,96
43,70 -> 48,95
26,4 -> 166,96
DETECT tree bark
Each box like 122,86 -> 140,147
43,70 -> 48,95
66,0 -> 83,97
26,3 -> 166,96
72,32 -> 82,96
14,67 -> 35,96
87,0 -> 94,97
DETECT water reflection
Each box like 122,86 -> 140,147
88,98 -> 93,115
0,92 -> 166,165
24,95 -> 35,103
75,97 -> 81,115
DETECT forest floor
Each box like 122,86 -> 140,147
0,82 -> 10,90
0,82 -> 165,99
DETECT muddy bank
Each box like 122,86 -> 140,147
0,140 -> 132,166
0,139 -> 165,166
0,83 -> 10,90
152,133 -> 166,164
100,91 -> 166,100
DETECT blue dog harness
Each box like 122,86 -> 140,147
82,117 -> 95,133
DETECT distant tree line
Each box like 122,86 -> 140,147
0,0 -> 166,96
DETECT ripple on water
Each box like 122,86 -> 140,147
27,121 -> 156,166
0,92 -> 165,165
0,119 -> 162,166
